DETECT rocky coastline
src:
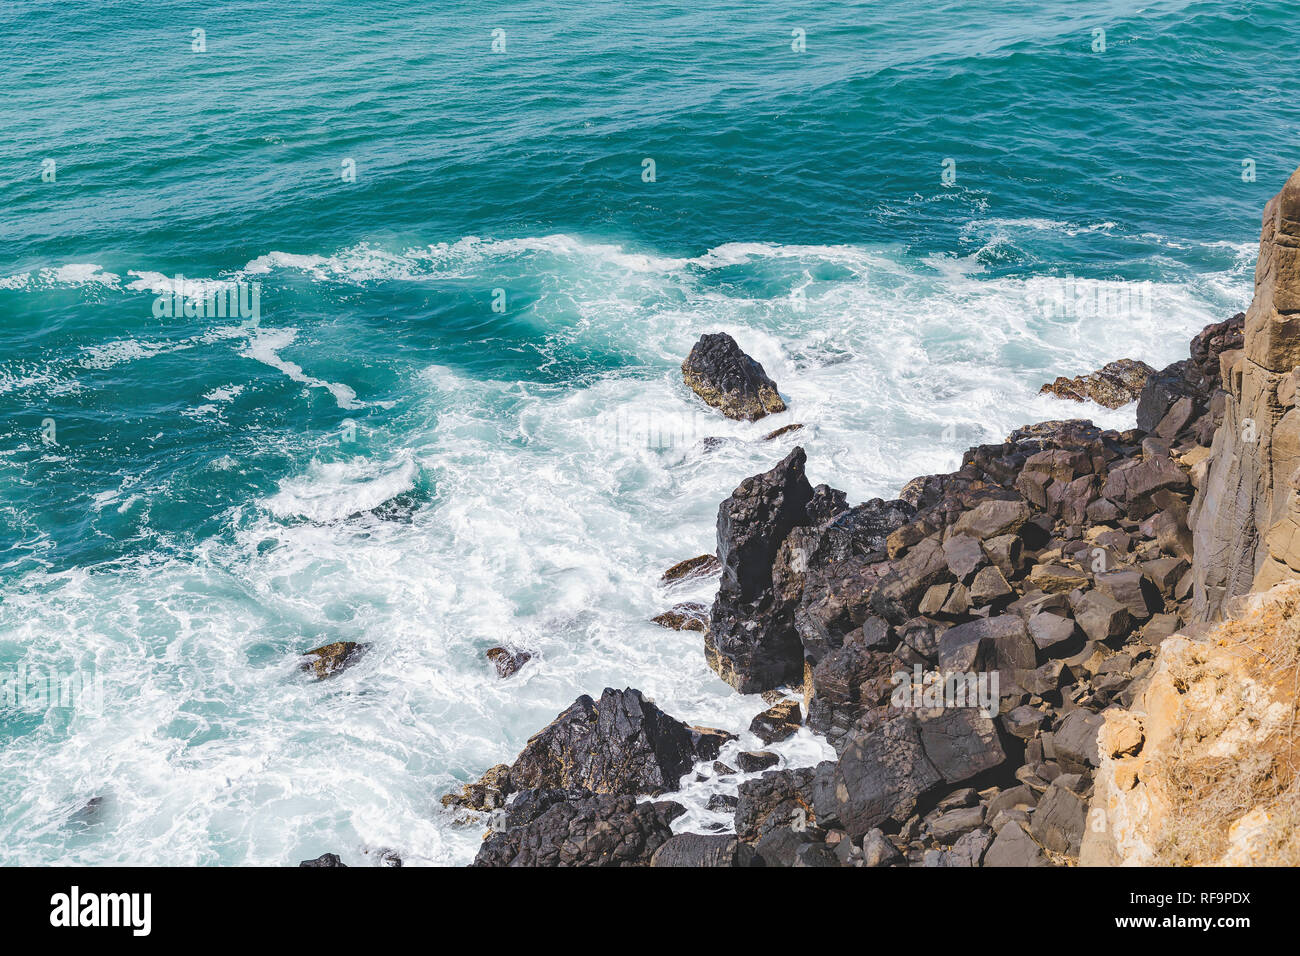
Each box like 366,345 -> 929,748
424,167 -> 1300,868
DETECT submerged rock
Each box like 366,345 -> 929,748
661,553 -> 721,583
652,603 -> 707,631
300,641 -> 367,680
485,646 -> 532,678
682,332 -> 786,421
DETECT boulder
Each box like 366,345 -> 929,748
984,821 -> 1051,866
749,699 -> 802,744
650,833 -> 763,867
473,790 -> 683,867
507,688 -> 702,796
1031,781 -> 1088,856
682,332 -> 786,421
1054,709 -> 1105,773
651,603 -> 708,631
952,499 -> 1030,540
736,750 -> 781,773
1039,359 -> 1155,409
299,853 -> 346,867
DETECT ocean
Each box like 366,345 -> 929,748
0,0 -> 1295,864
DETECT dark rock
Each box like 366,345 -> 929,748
706,794 -> 739,813
473,790 -> 682,867
815,718 -> 942,841
952,499 -> 1030,540
713,761 -> 737,776
983,821 -> 1051,866
299,853 -> 346,868
441,763 -> 513,811
793,841 -> 841,867
735,767 -> 822,842
706,448 -> 814,692
1072,591 -> 1131,644
507,688 -> 700,796
749,700 -> 801,744
941,826 -> 993,866
943,534 -> 986,580
862,828 -> 904,867
650,833 -> 762,867
661,553 -> 722,583
1027,611 -> 1080,659
485,646 -> 533,678
917,709 -> 1008,782
1054,710 -> 1105,773
755,825 -> 820,867
1031,781 -> 1088,856
930,805 -> 985,844
969,565 -> 1013,606
682,332 -> 786,422
763,423 -> 804,441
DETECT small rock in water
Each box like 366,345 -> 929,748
299,853 -> 347,867
763,422 -> 804,441
1039,359 -> 1155,409
749,699 -> 801,744
486,646 -> 533,678
682,332 -> 786,422
660,553 -> 721,583
736,750 -> 780,772
651,602 -> 707,631
301,641 -> 367,680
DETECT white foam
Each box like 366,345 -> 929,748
240,328 -> 361,410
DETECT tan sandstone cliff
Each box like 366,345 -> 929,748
1085,167 -> 1300,865
1191,166 -> 1300,620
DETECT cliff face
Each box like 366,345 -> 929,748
1191,167 -> 1300,619
1084,167 -> 1300,866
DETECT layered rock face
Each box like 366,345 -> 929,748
1191,167 -> 1300,619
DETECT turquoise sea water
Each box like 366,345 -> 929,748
0,0 -> 1296,864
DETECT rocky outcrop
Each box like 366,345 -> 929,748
507,687 -> 710,796
1039,358 -> 1155,409
473,790 -> 685,867
682,332 -> 787,421
1191,168 -> 1300,619
705,448 -> 815,692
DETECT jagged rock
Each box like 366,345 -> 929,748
1027,563 -> 1090,593
299,853 -> 347,867
706,448 -> 814,692
473,790 -> 683,867
1072,591 -> 1131,643
1054,709 -> 1105,773
682,332 -> 786,421
984,821 -> 1052,866
917,709 -> 1007,782
952,499 -> 1030,540
661,553 -> 721,583
300,641 -> 367,680
941,826 -> 993,866
1093,570 -> 1160,621
969,565 -> 1013,606
1039,359 -> 1155,409
869,536 -> 951,624
814,718 -> 942,841
861,828 -> 903,867
650,833 -> 763,867
735,766 -> 823,842
937,615 -> 1031,676
485,646 -> 532,677
737,750 -> 780,772
652,603 -> 707,631
1101,455 -> 1189,516
1002,705 -> 1049,740
943,534 -> 986,580
749,699 -> 801,744
441,763 -> 513,811
1031,780 -> 1088,856
507,688 -> 702,796
1027,611 -> 1080,658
